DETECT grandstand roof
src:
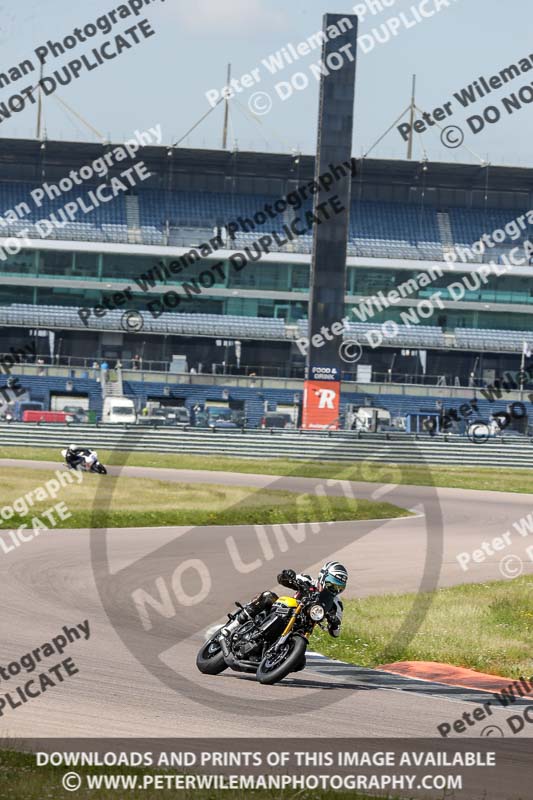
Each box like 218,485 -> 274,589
1,137 -> 532,194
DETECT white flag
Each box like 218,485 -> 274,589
523,340 -> 532,358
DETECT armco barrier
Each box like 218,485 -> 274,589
1,423 -> 533,468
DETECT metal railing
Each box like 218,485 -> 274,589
4,356 -> 533,394
1,423 -> 533,468
0,354 -> 166,373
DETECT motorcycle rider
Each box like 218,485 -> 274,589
65,444 -> 97,471
278,561 -> 347,638
243,560 -> 348,639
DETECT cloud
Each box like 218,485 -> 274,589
173,0 -> 287,37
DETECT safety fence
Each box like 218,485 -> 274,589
1,423 -> 533,468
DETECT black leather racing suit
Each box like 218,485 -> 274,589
65,447 -> 92,469
276,568 -> 343,637
241,568 -> 344,673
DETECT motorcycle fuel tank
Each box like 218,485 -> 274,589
274,596 -> 299,609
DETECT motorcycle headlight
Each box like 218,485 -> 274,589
309,604 -> 325,622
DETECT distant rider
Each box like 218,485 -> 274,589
65,444 -> 97,471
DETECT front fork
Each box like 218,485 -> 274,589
268,603 -> 309,652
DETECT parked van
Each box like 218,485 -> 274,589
345,405 -> 391,432
102,396 -> 137,424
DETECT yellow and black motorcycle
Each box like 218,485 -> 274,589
196,582 -> 333,685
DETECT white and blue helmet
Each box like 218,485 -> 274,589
318,561 -> 348,595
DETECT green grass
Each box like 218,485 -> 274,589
312,576 -> 533,679
0,467 -> 410,529
1,445 -> 532,493
0,750 -> 392,800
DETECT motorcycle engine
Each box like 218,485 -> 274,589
233,621 -> 262,658
258,612 -> 288,642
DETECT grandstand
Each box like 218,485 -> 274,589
1,138 -> 533,389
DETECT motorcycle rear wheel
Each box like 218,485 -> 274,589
256,635 -> 306,685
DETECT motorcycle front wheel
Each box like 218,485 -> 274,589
93,463 -> 107,474
196,633 -> 228,675
256,635 -> 307,685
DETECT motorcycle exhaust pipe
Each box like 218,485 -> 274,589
219,635 -> 257,673
219,636 -> 231,660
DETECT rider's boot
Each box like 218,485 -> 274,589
239,590 -> 278,622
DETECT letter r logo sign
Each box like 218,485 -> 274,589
317,388 -> 336,409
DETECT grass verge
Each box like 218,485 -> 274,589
0,750 -> 391,800
313,575 -> 533,679
1,445 -> 531,493
0,467 -> 410,529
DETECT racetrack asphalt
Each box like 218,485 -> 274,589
1,459 -> 532,743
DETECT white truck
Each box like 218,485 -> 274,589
102,396 -> 137,424
346,405 -> 391,432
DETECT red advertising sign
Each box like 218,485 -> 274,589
302,380 -> 340,430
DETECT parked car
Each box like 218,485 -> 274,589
62,405 -> 89,423
139,407 -> 191,427
161,406 -> 190,427
205,407 -> 241,429
138,410 -> 168,426
260,412 -> 294,429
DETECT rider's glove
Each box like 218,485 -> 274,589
326,605 -> 342,638
277,569 -> 297,589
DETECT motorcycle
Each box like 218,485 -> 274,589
196,580 -> 334,685
61,448 -> 107,475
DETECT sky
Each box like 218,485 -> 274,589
0,0 -> 532,167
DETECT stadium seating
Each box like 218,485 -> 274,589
448,208 -> 532,248
296,319 -> 446,348
1,178 -> 528,262
1,302 -> 530,354
454,327 -> 533,352
345,321 -> 446,348
0,181 -> 127,243
0,304 -> 287,340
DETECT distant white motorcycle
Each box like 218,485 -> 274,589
61,448 -> 107,474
